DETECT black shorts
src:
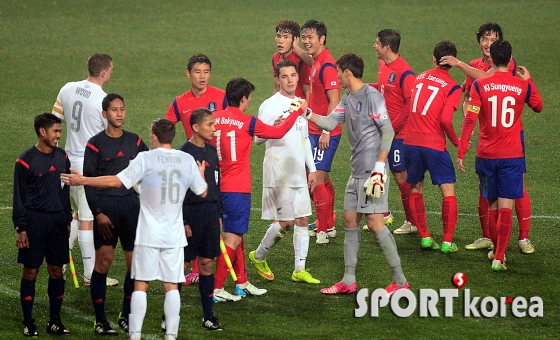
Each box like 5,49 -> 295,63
94,194 -> 139,251
18,210 -> 69,268
183,202 -> 221,261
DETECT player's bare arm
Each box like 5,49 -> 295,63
439,56 -> 489,80
61,168 -> 123,188
292,36 -> 314,67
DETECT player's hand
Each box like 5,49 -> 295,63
184,224 -> 192,238
364,162 -> 387,198
307,171 -> 318,193
60,168 -> 84,186
273,115 -> 284,126
319,132 -> 330,150
16,231 -> 29,249
466,140 -> 473,152
439,56 -> 462,67
518,66 -> 531,80
289,99 -> 306,114
292,36 -> 302,50
96,213 -> 114,240
196,160 -> 206,178
457,158 -> 466,174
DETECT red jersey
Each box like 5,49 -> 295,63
210,107 -> 300,193
405,67 -> 462,152
372,56 -> 415,139
165,85 -> 227,139
306,48 -> 341,135
272,52 -> 310,99
464,58 -> 517,93
458,72 -> 542,159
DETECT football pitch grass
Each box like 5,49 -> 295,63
1,1 -> 559,339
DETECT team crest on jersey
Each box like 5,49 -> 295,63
208,102 -> 217,112
356,101 -> 362,112
388,72 -> 396,84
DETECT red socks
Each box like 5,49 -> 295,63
325,179 -> 336,228
515,190 -> 531,240
409,192 -> 429,238
494,208 -> 513,262
478,192 -> 490,239
234,239 -> 247,285
442,196 -> 458,243
191,258 -> 199,274
313,183 -> 330,233
398,182 -> 414,225
214,245 -> 236,289
488,209 -> 498,248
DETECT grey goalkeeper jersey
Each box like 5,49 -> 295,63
320,84 -> 393,178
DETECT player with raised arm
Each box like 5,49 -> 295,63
177,108 -> 224,330
52,53 -> 118,287
166,54 -> 227,140
301,19 -> 341,244
249,60 -> 320,285
62,118 -> 208,340
272,20 -> 312,100
457,41 -> 542,271
404,41 -> 463,252
210,77 -> 304,302
14,113 -> 73,337
303,53 -> 409,296
440,23 -> 534,254
369,29 -> 417,235
83,94 -> 149,335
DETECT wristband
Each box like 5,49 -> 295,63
373,161 -> 385,173
305,108 -> 313,120
322,130 -> 330,135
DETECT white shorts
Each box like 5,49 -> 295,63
131,245 -> 185,283
261,187 -> 312,221
69,156 -> 93,221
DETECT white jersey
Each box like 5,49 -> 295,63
52,79 -> 107,158
117,148 -> 207,248
256,92 -> 316,188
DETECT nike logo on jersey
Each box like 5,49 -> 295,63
369,113 -> 381,120
183,109 -> 191,114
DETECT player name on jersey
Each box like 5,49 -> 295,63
216,117 -> 245,129
416,73 -> 449,88
482,83 -> 522,95
75,87 -> 92,98
158,155 -> 182,164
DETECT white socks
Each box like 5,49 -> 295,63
78,230 -> 95,279
68,219 -> 79,250
164,290 -> 181,338
129,291 -> 147,339
255,221 -> 285,260
293,226 -> 309,273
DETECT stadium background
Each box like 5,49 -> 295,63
1,1 -> 558,338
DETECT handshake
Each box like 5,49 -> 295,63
289,98 -> 309,115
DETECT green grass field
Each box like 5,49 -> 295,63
1,1 -> 559,339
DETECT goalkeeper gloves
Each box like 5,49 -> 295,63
289,98 -> 305,113
364,162 -> 387,198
